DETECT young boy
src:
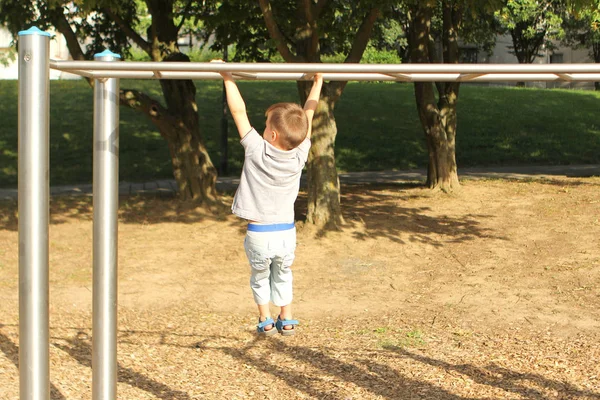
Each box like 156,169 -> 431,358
217,63 -> 323,336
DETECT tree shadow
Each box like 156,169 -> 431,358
384,346 -> 600,399
217,335 -> 600,399
0,194 -> 234,232
110,326 -> 600,398
296,183 -> 505,245
0,323 -> 67,400
47,326 -> 462,399
465,174 -> 600,188
2,175 -> 597,239
217,338 -> 470,399
216,334 -> 600,399
0,199 -> 18,231
116,194 -> 231,225
5,322 -> 595,399
52,333 -> 191,400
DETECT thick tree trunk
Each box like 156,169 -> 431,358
305,109 -> 343,229
120,84 -> 218,203
424,128 -> 460,191
409,1 -> 460,192
298,81 -> 344,229
53,5 -> 218,203
162,115 -> 218,203
414,83 -> 460,192
159,53 -> 218,202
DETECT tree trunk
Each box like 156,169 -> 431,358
120,82 -> 218,203
409,1 -> 460,192
414,83 -> 460,192
298,81 -> 344,229
594,45 -> 600,91
158,53 -> 218,202
424,127 -> 460,191
52,5 -> 218,203
161,113 -> 218,203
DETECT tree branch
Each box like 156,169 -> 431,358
119,88 -> 175,140
176,0 -> 195,32
103,7 -> 152,55
409,3 -> 439,123
259,0 -> 300,62
344,7 -> 380,63
439,2 -> 463,99
303,0 -> 314,22
302,0 -> 320,57
48,6 -> 93,86
314,0 -> 329,18
50,8 -> 85,61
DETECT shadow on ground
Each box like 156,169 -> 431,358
2,322 -> 598,399
2,178 -> 597,247
0,324 -> 67,400
385,345 -> 600,400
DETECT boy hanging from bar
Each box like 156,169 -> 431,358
214,60 -> 323,336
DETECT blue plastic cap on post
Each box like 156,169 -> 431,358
94,49 -> 121,59
18,26 -> 52,37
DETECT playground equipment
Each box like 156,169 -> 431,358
17,26 -> 600,400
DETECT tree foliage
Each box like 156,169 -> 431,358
0,0 -> 220,202
495,0 -> 566,63
562,0 -> 600,61
202,0 -> 393,63
0,0 -> 134,58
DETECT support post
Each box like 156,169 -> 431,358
92,50 -> 121,400
18,26 -> 51,400
219,47 -> 229,174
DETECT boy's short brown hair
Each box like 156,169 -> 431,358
265,102 -> 308,150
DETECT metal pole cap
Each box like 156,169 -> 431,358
94,49 -> 122,59
18,26 -> 52,37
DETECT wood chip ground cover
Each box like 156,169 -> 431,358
1,177 -> 599,399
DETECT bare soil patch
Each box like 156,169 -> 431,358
1,176 -> 599,399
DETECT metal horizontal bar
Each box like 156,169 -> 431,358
49,60 -> 600,75
47,60 -> 600,82
467,73 -> 600,82
556,73 -> 574,81
383,73 -> 413,81
231,72 -> 259,79
61,69 -> 95,78
83,71 -> 402,81
458,73 -> 485,81
73,70 -> 600,82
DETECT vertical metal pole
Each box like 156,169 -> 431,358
18,26 -> 51,400
92,50 -> 120,400
220,46 -> 229,175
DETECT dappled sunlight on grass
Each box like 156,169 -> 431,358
457,86 -> 600,167
1,80 -> 600,188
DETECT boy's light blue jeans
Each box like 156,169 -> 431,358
244,227 -> 296,306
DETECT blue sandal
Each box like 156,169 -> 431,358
276,315 -> 299,336
257,317 -> 277,336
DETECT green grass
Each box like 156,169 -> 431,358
1,79 -> 600,187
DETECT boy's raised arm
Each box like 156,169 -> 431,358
303,73 -> 323,140
213,60 -> 252,139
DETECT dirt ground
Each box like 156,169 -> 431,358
1,175 -> 599,399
